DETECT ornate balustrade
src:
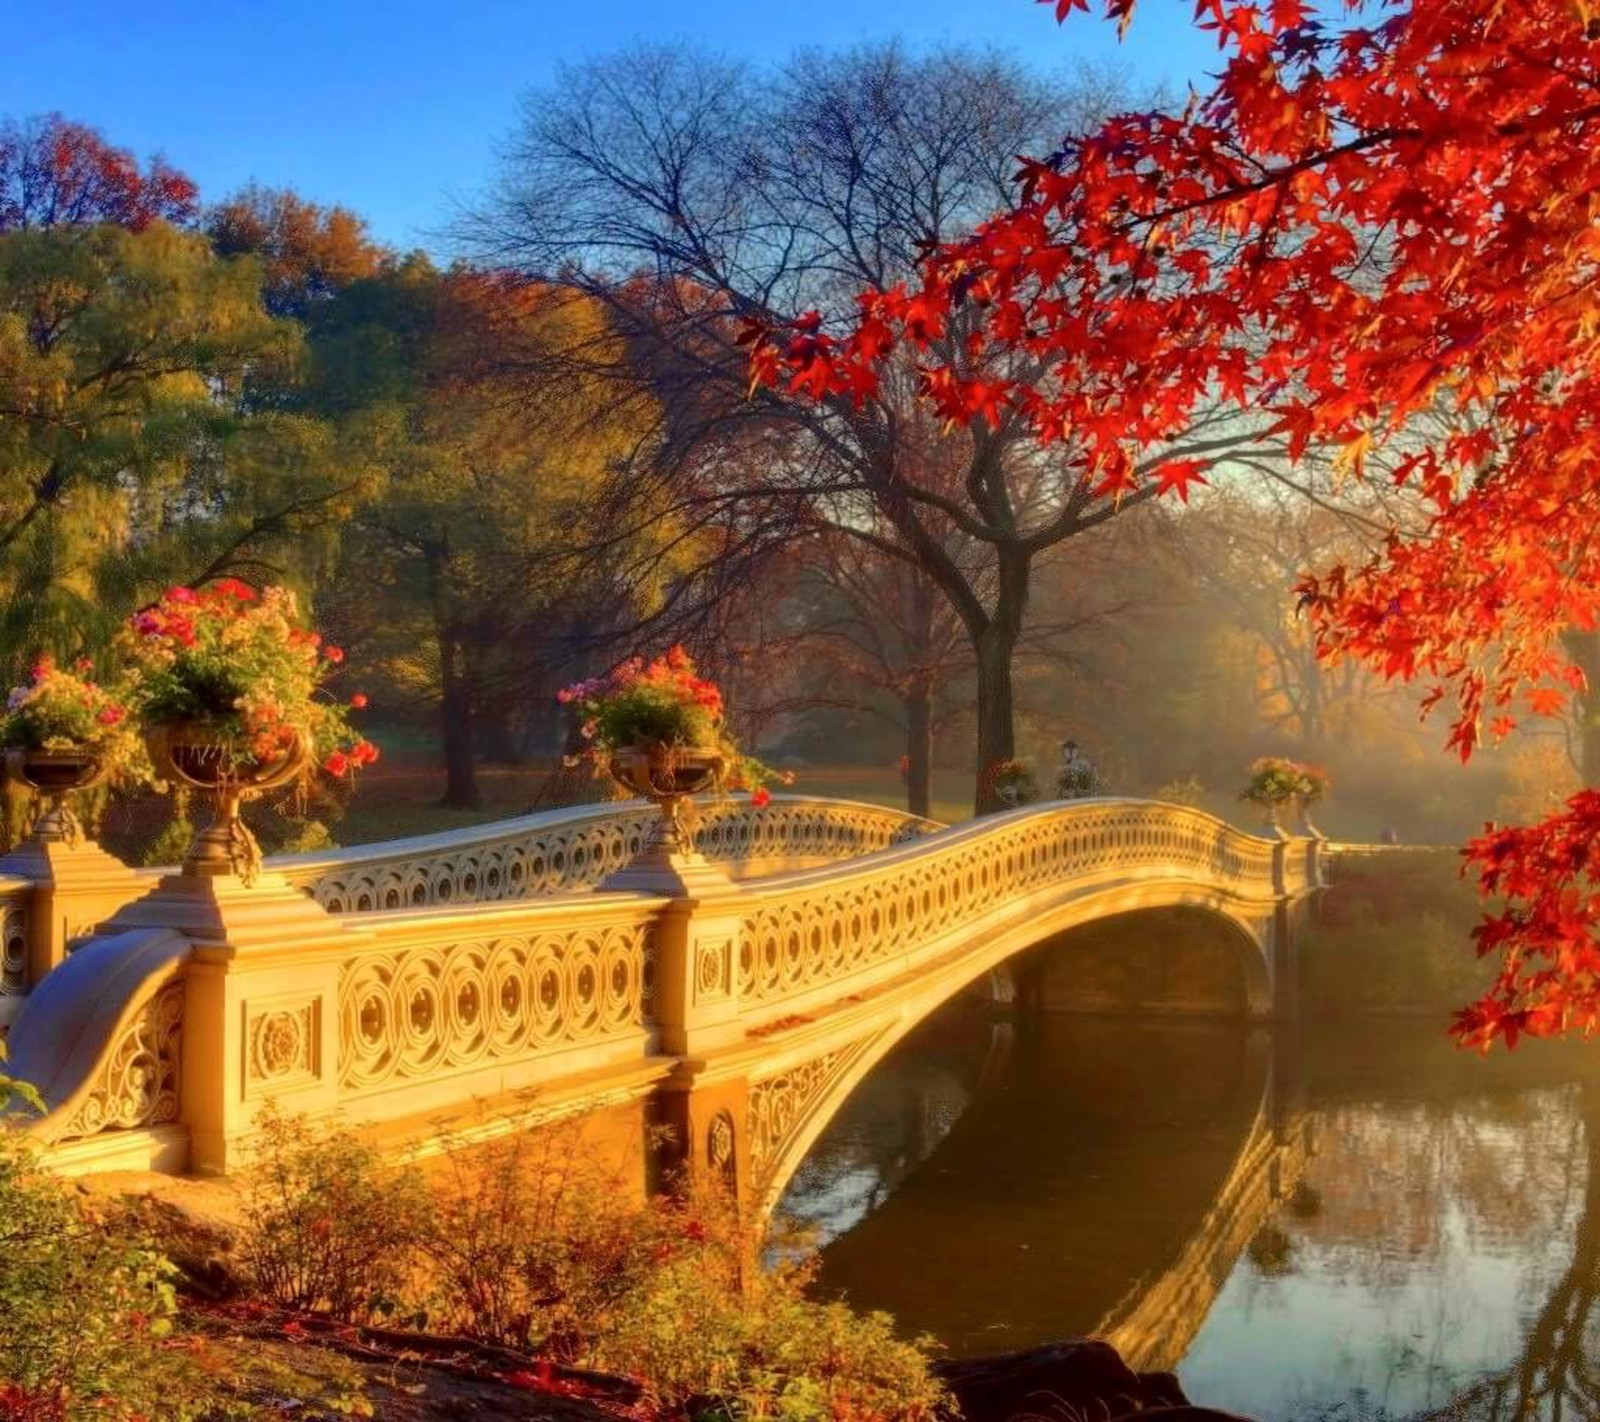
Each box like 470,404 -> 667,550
271,795 -> 940,913
6,796 -> 1316,1179
731,800 -> 1285,1024
334,892 -> 663,1121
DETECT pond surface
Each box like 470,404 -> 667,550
780,1006 -> 1600,1422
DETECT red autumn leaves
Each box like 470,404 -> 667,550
746,0 -> 1600,1048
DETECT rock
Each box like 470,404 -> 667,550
75,1169 -> 249,1300
934,1339 -> 1251,1422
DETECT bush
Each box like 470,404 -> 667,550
596,1238 -> 947,1422
420,1119 -> 675,1358
238,1105 -> 425,1320
0,1137 -> 212,1421
1301,851 -> 1494,1014
250,1108 -> 948,1422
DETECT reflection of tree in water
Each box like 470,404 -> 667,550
1420,1082 -> 1600,1422
1301,1082 -> 1600,1422
1284,1086 -> 1584,1296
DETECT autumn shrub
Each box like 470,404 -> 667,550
0,1135 -> 216,1421
237,1105 -> 426,1320
420,1119 -> 674,1357
1301,851 -> 1493,1014
244,1109 -> 947,1422
592,1212 -> 947,1422
425,1126 -> 945,1422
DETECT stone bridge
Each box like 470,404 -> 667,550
0,794 -> 1323,1208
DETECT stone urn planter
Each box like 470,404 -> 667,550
608,743 -> 727,866
1254,799 -> 1294,841
4,746 -> 106,847
1293,795 -> 1326,839
147,722 -> 309,884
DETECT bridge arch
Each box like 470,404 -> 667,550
792,1017 -> 1311,1363
744,879 -> 1277,1214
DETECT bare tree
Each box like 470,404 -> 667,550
466,43 -> 1280,812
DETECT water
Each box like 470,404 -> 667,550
779,1006 -> 1600,1422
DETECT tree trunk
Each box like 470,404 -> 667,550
904,674 -> 934,819
973,624 -> 1020,815
425,546 -> 482,810
971,550 -> 1029,816
438,625 -> 482,810
1564,630 -> 1600,785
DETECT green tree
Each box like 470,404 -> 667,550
0,220 -> 370,673
307,260 -> 663,807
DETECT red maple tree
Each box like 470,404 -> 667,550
746,0 -> 1600,1049
0,113 -> 197,231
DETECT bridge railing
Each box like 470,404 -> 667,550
273,794 -> 940,912
0,795 -> 940,1019
333,890 -> 664,1125
730,799 -> 1287,1028
6,796 -> 1315,1176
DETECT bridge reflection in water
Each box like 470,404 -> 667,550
783,1008 -> 1308,1365
782,990 -> 1600,1422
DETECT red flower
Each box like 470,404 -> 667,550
751,787 -> 772,808
164,586 -> 197,604
351,739 -> 380,767
323,645 -> 344,664
323,751 -> 350,776
350,692 -> 369,709
97,706 -> 124,726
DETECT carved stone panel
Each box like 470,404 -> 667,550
747,1033 -> 883,1178
245,998 -> 321,1095
60,980 -> 183,1141
338,922 -> 650,1094
0,897 -> 25,996
694,936 -> 733,1003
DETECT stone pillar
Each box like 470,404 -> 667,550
102,868 -> 368,1174
601,831 -> 749,1059
0,833 -> 148,989
652,1067 -> 752,1205
1270,899 -> 1301,1022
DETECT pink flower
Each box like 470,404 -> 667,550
97,706 -> 124,726
164,586 -> 197,604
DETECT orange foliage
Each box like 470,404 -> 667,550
747,0 -> 1600,1048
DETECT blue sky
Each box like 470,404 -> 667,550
10,2 -> 1224,252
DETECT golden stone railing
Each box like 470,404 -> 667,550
733,801 -> 1285,1023
4,797 -> 1317,1178
269,795 -> 941,912
333,893 -> 662,1114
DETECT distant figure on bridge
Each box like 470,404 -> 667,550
1380,825 -> 1400,845
1056,740 -> 1103,800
